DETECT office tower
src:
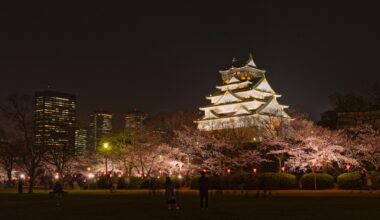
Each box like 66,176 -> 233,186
88,110 -> 112,151
34,90 -> 76,147
75,128 -> 87,154
125,109 -> 146,130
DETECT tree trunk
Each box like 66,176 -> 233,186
6,168 -> 12,187
277,157 -> 283,173
28,175 -> 34,193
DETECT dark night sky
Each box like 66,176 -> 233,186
1,1 -> 380,126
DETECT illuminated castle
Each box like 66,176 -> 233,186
196,54 -> 290,131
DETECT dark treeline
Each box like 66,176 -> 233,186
319,83 -> 380,129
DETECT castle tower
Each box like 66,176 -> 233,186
196,54 -> 290,131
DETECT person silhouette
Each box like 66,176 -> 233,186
359,168 -> 368,192
17,178 -> 24,194
165,177 -> 179,210
53,181 -> 63,193
198,171 -> 209,208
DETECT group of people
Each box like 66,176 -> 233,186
165,171 -> 209,210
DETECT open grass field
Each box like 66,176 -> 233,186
1,189 -> 380,220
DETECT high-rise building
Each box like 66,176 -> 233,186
88,110 -> 112,151
196,54 -> 290,131
34,90 -> 76,148
75,128 -> 87,154
125,109 -> 146,130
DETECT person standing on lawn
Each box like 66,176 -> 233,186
198,171 -> 209,209
17,178 -> 24,194
359,168 -> 367,192
110,172 -> 118,193
165,177 -> 180,210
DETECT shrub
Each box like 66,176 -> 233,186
132,176 -> 183,189
126,177 -> 144,189
259,173 -> 297,190
87,182 -> 97,189
117,177 -> 127,189
301,173 -> 334,189
243,175 -> 260,189
190,175 -> 201,189
221,175 -> 246,190
96,176 -> 109,189
189,173 -> 296,190
371,172 -> 380,189
271,173 -> 298,189
337,171 -> 361,189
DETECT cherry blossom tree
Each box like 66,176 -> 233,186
0,129 -> 19,186
286,125 -> 358,172
105,127 -> 186,178
0,94 -> 46,193
174,126 -> 264,175
341,125 -> 380,171
256,111 -> 303,172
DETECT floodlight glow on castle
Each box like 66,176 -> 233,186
196,54 -> 290,131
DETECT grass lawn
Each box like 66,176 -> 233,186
0,189 -> 380,220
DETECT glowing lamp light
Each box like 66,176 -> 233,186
345,164 -> 351,172
103,142 -> 109,149
87,167 -> 91,171
118,172 -> 123,178
54,173 -> 59,180
227,168 -> 231,174
178,174 -> 182,179
281,166 -> 285,172
202,169 -> 207,173
20,174 -> 25,179
88,173 -> 95,179
253,168 -> 257,174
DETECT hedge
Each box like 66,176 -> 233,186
301,173 -> 334,189
117,176 -> 181,189
337,172 -> 361,189
190,173 -> 297,190
371,172 -> 380,189
96,176 -> 109,189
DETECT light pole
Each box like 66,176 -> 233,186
87,173 -> 95,189
345,164 -> 351,172
310,159 -> 317,190
103,142 -> 110,176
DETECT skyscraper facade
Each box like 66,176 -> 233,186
88,110 -> 112,151
34,90 -> 76,148
75,128 -> 87,154
125,109 -> 146,130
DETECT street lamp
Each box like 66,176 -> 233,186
345,164 -> 351,172
310,159 -> 317,190
103,142 -> 110,176
226,168 -> 231,175
104,142 -> 109,149
87,173 -> 95,189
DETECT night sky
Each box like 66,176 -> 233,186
1,1 -> 380,126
